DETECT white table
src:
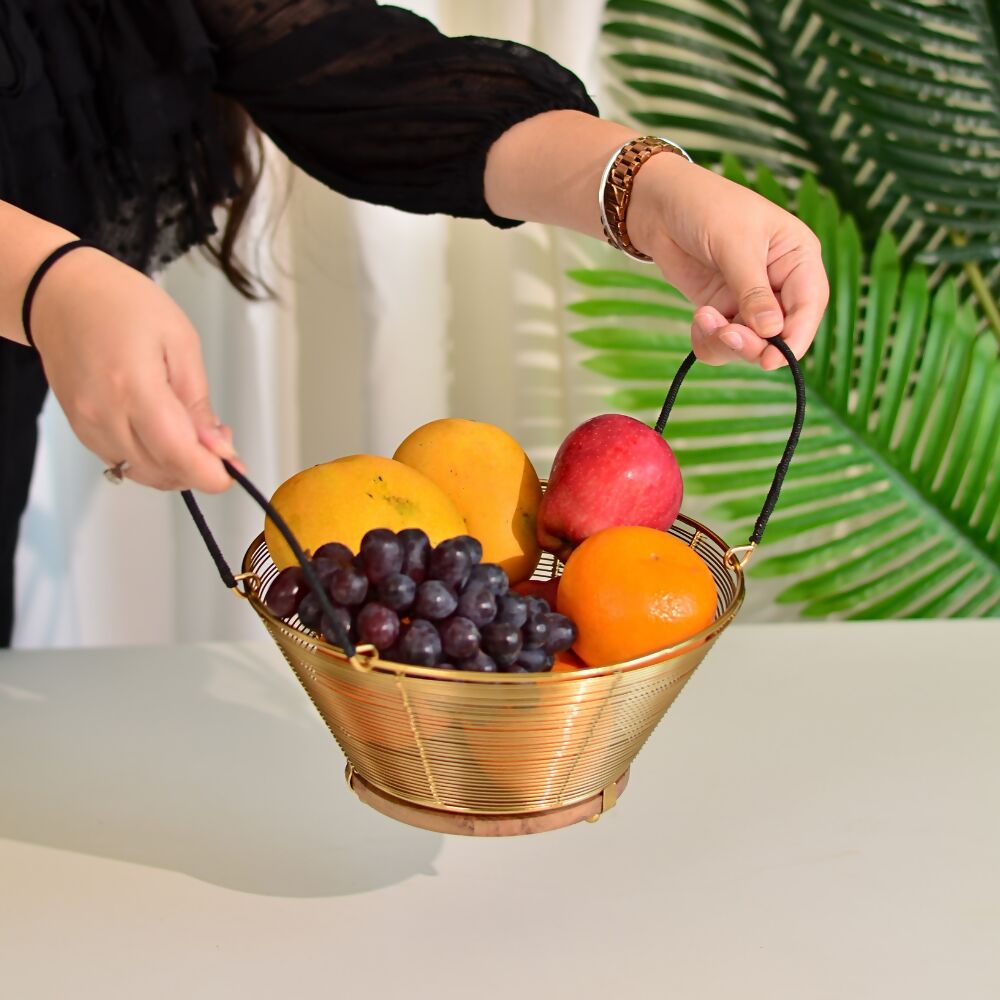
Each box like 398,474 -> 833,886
2,621 -> 998,1000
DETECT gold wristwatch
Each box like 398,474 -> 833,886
599,136 -> 692,262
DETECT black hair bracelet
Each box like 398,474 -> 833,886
21,239 -> 103,349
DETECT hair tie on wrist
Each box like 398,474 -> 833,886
599,136 -> 692,263
22,239 -> 102,349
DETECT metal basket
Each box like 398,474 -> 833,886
240,512 -> 743,830
186,342 -> 804,836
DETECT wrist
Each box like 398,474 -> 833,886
625,149 -> 692,261
28,244 -> 107,354
0,202 -> 77,346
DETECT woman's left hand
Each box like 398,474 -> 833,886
629,153 -> 829,370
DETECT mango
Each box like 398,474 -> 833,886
393,419 -> 542,585
265,454 -> 466,569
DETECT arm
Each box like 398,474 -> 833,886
204,2 -> 826,371
203,1 -> 598,226
484,110 -> 829,370
0,200 -> 237,491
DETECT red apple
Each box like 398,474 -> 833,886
537,414 -> 682,562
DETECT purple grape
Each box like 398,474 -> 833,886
466,563 -> 508,597
311,556 -> 341,590
381,641 -> 404,663
398,528 -> 431,583
414,579 -> 458,620
265,567 -> 307,618
297,591 -> 323,630
320,605 -> 353,647
378,572 -> 417,613
398,619 -> 442,666
456,650 -> 498,673
356,602 -> 401,651
481,621 -> 522,661
540,613 -> 577,654
428,538 -> 472,589
440,616 -> 481,660
328,564 -> 368,607
453,535 -> 484,565
359,529 -> 404,584
496,593 -> 529,628
521,613 -> 549,648
312,542 -> 354,567
513,646 -> 550,673
525,596 -> 551,617
457,584 -> 497,627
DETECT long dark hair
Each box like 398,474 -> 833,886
202,97 -> 272,300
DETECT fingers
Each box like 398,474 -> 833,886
188,397 -> 242,470
197,420 -> 245,475
164,334 -> 243,467
715,248 -> 785,341
760,245 -> 830,371
80,396 -> 236,494
130,385 -> 235,493
691,307 -> 768,366
695,234 -> 828,371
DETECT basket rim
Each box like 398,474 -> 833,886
242,511 -> 745,683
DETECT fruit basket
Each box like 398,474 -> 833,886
184,339 -> 804,836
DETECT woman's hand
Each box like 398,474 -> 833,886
484,111 -> 829,369
629,154 -> 829,370
29,247 -> 239,492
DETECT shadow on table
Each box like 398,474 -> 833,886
0,643 -> 443,897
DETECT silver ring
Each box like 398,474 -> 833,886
103,460 -> 130,484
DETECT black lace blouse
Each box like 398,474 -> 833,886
0,0 -> 598,273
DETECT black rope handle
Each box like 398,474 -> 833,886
181,460 -> 357,658
654,335 -> 806,548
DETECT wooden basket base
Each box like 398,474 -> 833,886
348,767 -> 631,837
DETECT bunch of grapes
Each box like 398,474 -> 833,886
264,529 -> 577,673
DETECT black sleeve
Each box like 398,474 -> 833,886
196,0 -> 599,227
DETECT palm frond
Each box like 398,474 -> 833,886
602,0 -> 1000,315
566,166 -> 1000,619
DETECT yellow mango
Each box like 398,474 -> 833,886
393,419 -> 542,585
264,454 -> 467,569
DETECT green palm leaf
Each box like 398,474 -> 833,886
603,0 -> 1000,322
566,166 -> 1000,619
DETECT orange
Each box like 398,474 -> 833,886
551,649 -> 588,672
558,526 -> 717,668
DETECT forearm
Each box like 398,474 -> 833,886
0,200 -> 78,346
484,110 -> 643,241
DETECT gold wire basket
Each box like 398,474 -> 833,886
240,514 -> 744,833
188,343 -> 804,836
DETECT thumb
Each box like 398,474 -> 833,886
720,255 -> 784,340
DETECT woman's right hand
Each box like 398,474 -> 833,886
29,246 -> 238,493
